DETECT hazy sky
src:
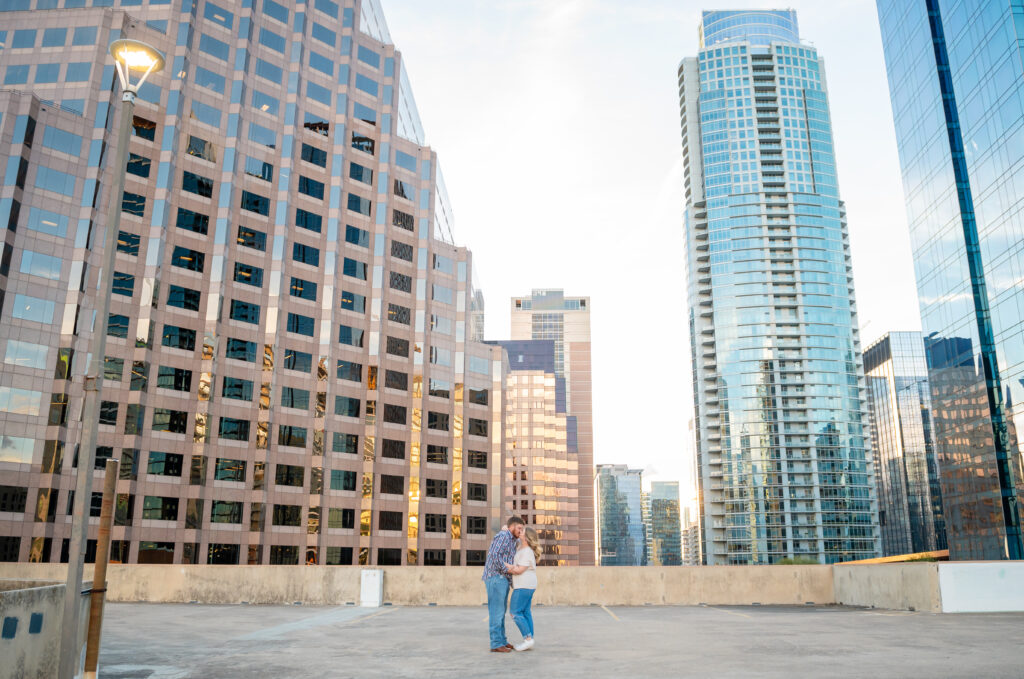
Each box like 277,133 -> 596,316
381,0 -> 918,504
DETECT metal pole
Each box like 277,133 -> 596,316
83,457 -> 118,678
59,88 -> 135,679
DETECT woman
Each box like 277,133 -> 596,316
505,527 -> 541,651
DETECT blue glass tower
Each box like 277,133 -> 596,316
596,464 -> 646,566
678,11 -> 879,564
877,0 -> 1024,560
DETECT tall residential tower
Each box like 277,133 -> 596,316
678,11 -> 879,564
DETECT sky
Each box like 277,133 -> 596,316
380,0 -> 920,506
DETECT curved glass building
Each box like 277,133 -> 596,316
678,10 -> 880,564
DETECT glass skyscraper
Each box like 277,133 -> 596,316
595,464 -> 645,566
877,0 -> 1024,560
648,481 -> 682,566
678,10 -> 879,564
0,0 -> 506,566
864,331 -> 947,555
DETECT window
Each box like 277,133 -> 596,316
391,240 -> 413,262
272,504 -> 302,526
395,150 -> 418,173
278,425 -> 307,448
142,496 -> 179,521
208,544 -> 240,564
191,100 -> 221,128
240,190 -> 270,216
295,208 -> 322,233
187,135 -> 216,162
171,246 -> 205,272
298,175 -> 325,200
347,194 -> 371,216
230,300 -> 260,324
0,486 -> 28,514
293,243 -> 320,266
132,116 -> 157,140
428,379 -> 450,399
351,132 -> 375,155
281,387 -> 310,410
349,162 -> 373,184
466,483 -> 487,502
104,357 -> 124,381
222,376 -> 253,401
381,439 -> 405,459
467,451 -> 488,469
42,27 -> 67,47
469,388 -> 489,406
99,400 -> 118,425
430,347 -> 452,367
237,226 -> 266,250
393,179 -> 415,201
388,304 -> 410,325
211,501 -> 242,524
218,417 -> 250,441
328,508 -> 354,529
204,1 -> 234,28
195,66 -> 225,94
263,0 -> 289,23
26,207 -> 68,237
357,45 -> 381,68
468,418 -> 488,437
259,27 -> 285,53
214,458 -> 246,482
337,360 -> 362,382
307,80 -> 333,107
383,404 -> 407,425
379,475 -> 403,495
378,511 -> 402,531
425,479 -> 448,499
125,153 -> 151,178
353,101 -> 376,125
275,464 -> 304,487
107,314 -> 129,338
176,207 -> 209,235
283,349 -> 312,373
233,262 -> 264,287
162,325 -> 196,351
340,291 -> 366,313
384,370 -> 407,390
290,277 -> 318,301
427,412 -> 450,431
254,58 -> 283,83
157,366 -> 192,392
426,445 -> 448,464
199,33 -> 230,61
122,192 -> 146,216
167,285 -> 201,311
343,257 -> 367,280
386,336 -> 409,357
111,272 -> 135,297
468,356 -> 490,375
389,272 -> 412,293
338,325 -> 364,347
345,224 -> 369,247
269,545 -> 299,565
65,62 -> 90,82
424,513 -> 447,533
432,284 -> 453,304
304,112 -> 330,136
392,209 -> 414,231
4,64 -> 29,85
148,452 -> 183,477
355,74 -> 379,97
330,470 -> 356,491
335,396 -> 360,418
182,171 -> 213,198
152,409 -> 188,434
129,361 -> 148,391
251,89 -> 279,116
117,231 -> 140,255
312,22 -> 336,46
225,338 -> 257,363
287,313 -> 315,336
301,143 -> 328,167
466,516 -> 488,535
244,156 -> 274,182
333,433 -> 358,454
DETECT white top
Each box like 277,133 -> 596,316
512,546 -> 537,590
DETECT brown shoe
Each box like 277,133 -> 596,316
490,646 -> 512,653
503,644 -> 514,650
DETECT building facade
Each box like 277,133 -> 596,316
678,10 -> 879,564
648,481 -> 683,565
681,507 -> 701,565
595,464 -> 645,566
493,339 -> 578,565
0,0 -> 506,566
876,0 -> 1024,560
511,289 -> 595,564
864,332 -> 946,555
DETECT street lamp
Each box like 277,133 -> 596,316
59,37 -> 165,679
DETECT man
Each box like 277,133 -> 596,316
482,516 -> 525,653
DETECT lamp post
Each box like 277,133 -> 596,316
59,38 -> 164,679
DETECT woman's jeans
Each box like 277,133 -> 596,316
509,587 -> 535,638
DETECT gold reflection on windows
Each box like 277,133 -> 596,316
198,372 -> 211,400
359,547 -> 369,565
362,472 -> 373,498
411,408 -> 421,432
313,429 -> 324,456
28,537 -> 46,562
412,375 -> 422,398
360,510 -> 371,536
365,400 -> 376,425
453,448 -> 463,472
256,421 -> 268,449
410,442 -> 420,465
253,461 -> 265,490
367,366 -> 378,390
315,392 -> 326,417
259,382 -> 271,410
454,383 -> 464,402
364,435 -> 375,461
193,412 -> 208,443
454,414 -> 463,437
202,335 -> 214,360
451,515 -> 461,539
35,489 -> 53,522
263,344 -> 274,369
407,548 -> 418,565
408,478 -> 420,502
308,507 -> 320,534
452,481 -> 462,505
310,467 -> 323,494
407,513 -> 418,538
317,356 -> 328,381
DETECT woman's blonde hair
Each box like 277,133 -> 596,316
524,527 -> 542,562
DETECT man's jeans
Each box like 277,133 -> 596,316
509,587 -> 534,638
485,576 -> 510,648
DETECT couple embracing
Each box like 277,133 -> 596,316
481,516 -> 541,653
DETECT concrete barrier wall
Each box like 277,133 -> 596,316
0,582 -> 66,679
937,562 -> 1024,612
832,563 -> 941,613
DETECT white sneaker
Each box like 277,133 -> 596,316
514,638 -> 535,651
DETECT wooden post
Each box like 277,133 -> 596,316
83,458 -> 118,678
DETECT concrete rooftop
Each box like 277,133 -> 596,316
98,603 -> 1024,678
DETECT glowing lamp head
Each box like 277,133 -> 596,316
108,39 -> 165,97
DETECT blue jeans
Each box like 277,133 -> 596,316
509,588 -> 534,638
485,576 -> 510,648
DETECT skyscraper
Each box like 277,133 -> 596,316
0,0 -> 506,566
876,0 -> 1024,560
648,481 -> 683,566
864,332 -> 946,555
511,289 -> 595,564
595,464 -> 645,566
678,10 -> 879,564
493,339 -> 579,565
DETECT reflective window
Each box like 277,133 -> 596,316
20,250 -> 61,280
301,143 -> 328,168
280,387 -> 310,410
222,376 -> 254,401
393,178 -> 415,201
251,90 -> 279,116
337,359 -> 362,382
167,284 -> 201,311
309,51 -> 333,77
351,132 -> 374,155
263,0 -> 288,22
311,22 -> 335,47
292,243 -> 319,266
195,66 -> 225,94
342,257 -> 367,280
258,28 -> 285,54
107,314 -> 129,338
304,112 -> 330,136
286,312 -> 315,336
306,81 -> 331,107
391,240 -> 413,262
329,472 -> 356,492
289,277 -> 317,301
254,58 -> 282,83
388,303 -> 410,325
42,126 -> 82,154
349,162 -> 373,184
248,122 -> 277,149
4,340 -> 48,370
340,290 -> 366,313
432,284 -> 453,304
237,225 -> 266,250
151,409 -> 188,434
244,156 -> 273,182
122,192 -> 145,216
298,175 -> 325,200
65,62 -> 90,82
357,45 -> 381,69
190,100 -> 221,128
229,300 -> 260,324
315,0 -> 338,19
335,395 -> 360,417
353,102 -> 376,126
111,271 -> 135,297
156,366 -> 191,391
225,338 -> 258,362
203,1 -> 233,29
26,207 -> 68,237
126,153 -> 151,178
345,224 -> 369,247
395,150 -> 417,173
214,457 -> 246,481
199,33 -> 230,61
12,29 -> 36,48
42,28 -> 67,47
355,74 -> 378,97
171,246 -> 205,272
283,349 -> 312,372
240,190 -> 270,215
346,194 -> 371,216
35,166 -> 76,195
161,325 -> 196,351
148,452 -> 183,477
219,417 -> 250,441
0,387 -> 41,415
333,433 -> 359,455
278,425 -> 307,448
186,136 -> 216,162
176,207 -> 209,235
431,314 -> 452,335
389,272 -> 412,293
295,208 -> 322,233
338,324 -> 364,347
233,262 -> 263,287
72,26 -> 98,46
36,63 -> 59,84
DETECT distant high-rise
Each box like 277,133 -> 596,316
681,506 -> 701,565
876,1 -> 1024,560
511,289 -> 594,564
864,332 -> 946,555
596,464 -> 645,566
649,481 -> 683,565
0,0 -> 505,566
678,10 -> 879,564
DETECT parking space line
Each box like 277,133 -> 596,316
601,605 -> 620,621
705,606 -> 751,619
